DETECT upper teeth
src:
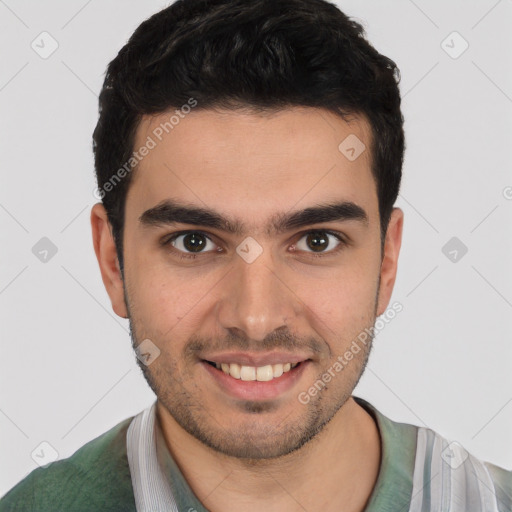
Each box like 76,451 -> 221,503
215,362 -> 298,381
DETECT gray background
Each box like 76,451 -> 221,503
1,0 -> 511,497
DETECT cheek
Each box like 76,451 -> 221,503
304,260 -> 378,312
292,263 -> 379,346
126,261 -> 219,336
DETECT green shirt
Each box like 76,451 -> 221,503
1,396 -> 510,511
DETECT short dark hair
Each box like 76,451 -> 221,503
93,0 -> 404,272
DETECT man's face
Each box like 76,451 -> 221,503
108,107 -> 400,459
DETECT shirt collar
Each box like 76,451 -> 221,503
353,396 -> 416,512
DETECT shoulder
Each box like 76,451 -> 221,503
0,417 -> 137,512
354,396 -> 511,511
483,460 -> 512,512
412,426 -> 511,512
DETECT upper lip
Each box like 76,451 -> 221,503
201,351 -> 311,367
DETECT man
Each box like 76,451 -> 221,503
1,0 -> 510,510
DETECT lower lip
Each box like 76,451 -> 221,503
201,361 -> 309,401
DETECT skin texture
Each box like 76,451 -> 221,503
91,107 -> 403,512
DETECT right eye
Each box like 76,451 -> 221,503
163,231 -> 221,259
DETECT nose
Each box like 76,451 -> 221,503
215,246 -> 301,342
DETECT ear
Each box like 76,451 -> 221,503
90,203 -> 128,319
376,207 -> 404,316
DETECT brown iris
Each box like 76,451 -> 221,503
182,233 -> 208,252
305,231 -> 330,252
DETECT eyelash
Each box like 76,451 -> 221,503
162,230 -> 347,261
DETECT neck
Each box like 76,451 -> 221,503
157,396 -> 382,512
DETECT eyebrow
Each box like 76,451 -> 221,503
139,199 -> 369,236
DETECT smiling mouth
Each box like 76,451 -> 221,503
204,360 -> 303,381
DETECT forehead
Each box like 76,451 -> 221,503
126,107 -> 378,232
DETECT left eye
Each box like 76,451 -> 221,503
294,231 -> 343,253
